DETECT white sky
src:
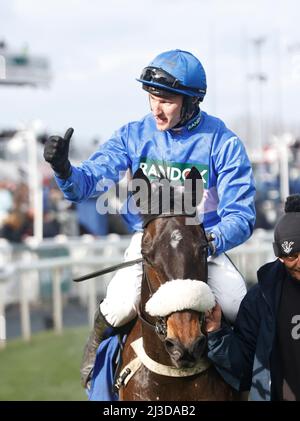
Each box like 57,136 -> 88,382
0,0 -> 300,151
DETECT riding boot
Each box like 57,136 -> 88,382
80,307 -> 106,389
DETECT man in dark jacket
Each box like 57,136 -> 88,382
206,194 -> 300,401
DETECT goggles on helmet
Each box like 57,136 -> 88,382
140,66 -> 205,96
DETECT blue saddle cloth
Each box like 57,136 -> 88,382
88,328 -> 120,401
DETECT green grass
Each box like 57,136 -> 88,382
0,326 -> 91,401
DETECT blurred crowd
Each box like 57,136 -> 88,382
0,178 -> 131,244
254,138 -> 300,230
0,181 -> 33,242
0,136 -> 299,244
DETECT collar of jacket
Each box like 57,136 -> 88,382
257,259 -> 285,313
170,110 -> 202,135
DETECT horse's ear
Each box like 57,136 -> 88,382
133,168 -> 150,183
184,167 -> 204,208
131,168 -> 151,214
185,166 -> 202,181
132,168 -> 152,193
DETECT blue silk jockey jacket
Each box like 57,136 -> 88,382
55,110 -> 256,255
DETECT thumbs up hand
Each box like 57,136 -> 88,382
44,128 -> 74,179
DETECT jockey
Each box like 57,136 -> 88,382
44,49 -> 256,388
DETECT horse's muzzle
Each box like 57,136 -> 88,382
164,335 -> 207,368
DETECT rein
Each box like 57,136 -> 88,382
73,213 -> 194,282
73,258 -> 143,282
73,217 -> 207,284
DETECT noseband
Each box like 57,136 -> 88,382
138,262 -> 208,341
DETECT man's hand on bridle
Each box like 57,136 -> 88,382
205,303 -> 222,333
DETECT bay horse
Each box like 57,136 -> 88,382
116,167 -> 239,401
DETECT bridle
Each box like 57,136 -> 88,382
138,248 -> 209,341
138,268 -> 168,340
138,215 -> 209,341
73,214 -> 209,343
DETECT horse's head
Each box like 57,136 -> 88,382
131,167 -> 215,369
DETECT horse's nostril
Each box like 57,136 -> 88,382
164,338 -> 184,361
165,336 -> 207,367
165,338 -> 176,351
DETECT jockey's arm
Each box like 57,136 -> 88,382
208,136 -> 256,255
54,125 -> 131,203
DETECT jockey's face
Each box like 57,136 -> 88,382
280,252 -> 300,281
149,93 -> 183,131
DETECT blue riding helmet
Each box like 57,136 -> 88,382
136,49 -> 207,101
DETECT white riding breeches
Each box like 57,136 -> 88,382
100,232 -> 247,327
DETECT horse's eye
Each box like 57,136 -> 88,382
141,250 -> 153,266
142,232 -> 152,247
141,248 -> 148,257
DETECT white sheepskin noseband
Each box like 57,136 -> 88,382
145,279 -> 215,317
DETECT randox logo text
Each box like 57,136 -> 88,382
139,158 -> 208,184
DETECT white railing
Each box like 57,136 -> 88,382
0,255 -> 128,347
227,232 -> 274,287
0,234 -> 131,348
0,230 -> 274,348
